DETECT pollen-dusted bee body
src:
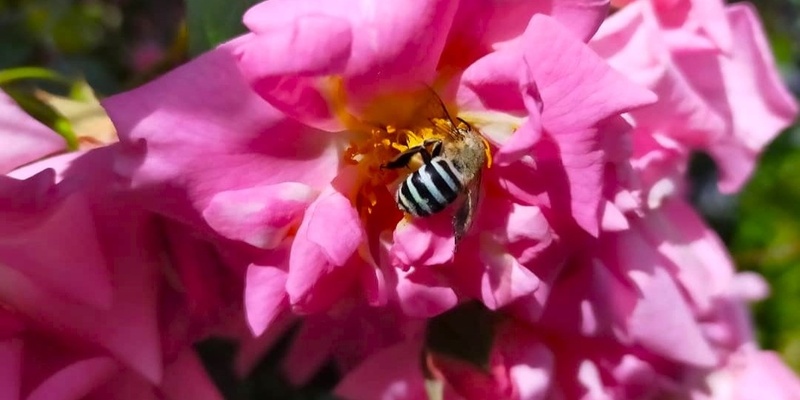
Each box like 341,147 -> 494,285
383,92 -> 488,243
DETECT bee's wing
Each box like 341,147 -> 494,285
453,170 -> 481,244
415,86 -> 462,139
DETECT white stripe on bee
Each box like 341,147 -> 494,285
431,160 -> 460,193
397,190 -> 415,214
405,175 -> 432,214
417,164 -> 447,205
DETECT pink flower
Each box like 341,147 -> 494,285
591,0 -> 798,192
104,0 -> 656,333
0,129 -> 232,398
89,0 -> 799,398
701,350 -> 800,400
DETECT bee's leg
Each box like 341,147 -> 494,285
382,146 -> 428,169
418,146 -> 435,165
383,139 -> 442,169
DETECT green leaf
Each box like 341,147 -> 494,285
185,0 -> 260,56
0,67 -> 70,86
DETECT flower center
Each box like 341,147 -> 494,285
325,78 -> 460,219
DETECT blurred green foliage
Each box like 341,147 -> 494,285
0,0 -> 185,94
733,128 -> 800,370
1,0 -> 800,398
185,0 -> 259,55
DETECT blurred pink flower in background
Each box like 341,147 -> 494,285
0,90 -> 245,399
592,0 -> 798,192
0,0 -> 798,398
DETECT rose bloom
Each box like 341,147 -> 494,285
90,0 -> 799,399
105,0 -> 655,329
0,89 -> 258,399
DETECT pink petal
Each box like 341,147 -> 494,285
601,200 -> 631,232
622,251 -> 717,367
576,360 -> 613,399
523,14 -> 657,235
478,236 -> 540,310
0,214 -> 163,383
610,354 -> 658,398
498,327 -> 554,400
231,27 -> 351,131
239,0 -> 459,110
236,17 -> 352,77
457,49 -> 526,113
304,187 -> 364,266
0,182 -> 113,310
493,116 -> 543,167
733,351 -> 800,400
203,182 -> 318,249
162,221 -> 231,324
699,296 -> 755,349
547,0 -> 613,43
503,203 -> 553,246
591,3 -> 668,87
86,206 -> 163,383
0,339 -> 22,400
84,371 -> 157,400
394,267 -> 458,318
490,159 -> 550,207
391,216 -> 455,269
103,47 -> 340,232
540,257 -> 636,338
286,181 -> 364,312
442,0 -> 610,72
334,340 -> 427,400
730,271 -> 769,302
638,200 -> 735,313
656,0 -> 733,53
7,151 -> 82,182
0,311 -> 24,339
595,2 -> 798,193
702,4 -> 799,192
592,7 -> 728,154
244,263 -> 288,336
4,149 -> 162,382
360,253 -> 389,307
524,14 -> 657,134
27,357 -> 118,400
0,91 -> 66,174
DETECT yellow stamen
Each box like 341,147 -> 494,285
323,76 -> 491,218
481,136 -> 493,168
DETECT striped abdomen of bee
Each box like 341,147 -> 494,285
397,157 -> 464,217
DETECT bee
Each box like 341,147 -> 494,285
382,91 -> 487,243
